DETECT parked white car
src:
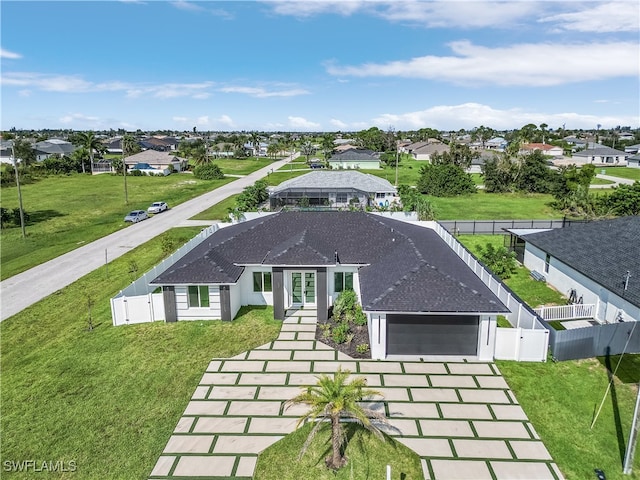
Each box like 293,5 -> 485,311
147,202 -> 169,214
124,210 -> 149,223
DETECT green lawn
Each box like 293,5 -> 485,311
458,235 -> 567,307
211,157 -> 276,175
498,357 -> 640,480
0,227 -> 282,479
190,194 -> 239,221
591,177 -> 616,186
428,191 -> 558,220
255,423 -> 423,480
598,167 -> 640,181
0,173 -> 233,280
265,170 -> 310,186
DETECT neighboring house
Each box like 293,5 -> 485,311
618,132 -> 635,142
124,149 -> 188,172
333,143 -> 360,153
485,137 -> 508,150
409,142 -> 449,161
513,216 -> 640,324
520,143 -> 564,157
140,136 -> 179,151
624,144 -> 640,155
33,139 -> 75,161
572,146 -> 628,165
328,149 -> 381,170
268,171 -> 399,209
627,154 -> 640,168
146,211 -> 509,360
103,137 -> 123,155
0,140 -> 14,164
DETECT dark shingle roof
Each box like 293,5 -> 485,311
152,212 -> 508,313
330,149 -> 380,162
521,216 -> 640,308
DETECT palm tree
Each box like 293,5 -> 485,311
249,131 -> 261,158
74,131 -> 104,174
285,368 -> 390,470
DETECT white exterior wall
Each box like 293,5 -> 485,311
175,285 -> 222,320
328,267 -> 361,306
237,267 -> 274,307
229,284 -> 242,320
524,244 -> 639,323
477,315 -> 497,361
368,313 -> 387,360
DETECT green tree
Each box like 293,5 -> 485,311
431,143 -> 478,170
516,151 -> 553,193
193,163 -> 224,180
73,131 -> 105,174
471,125 -> 495,148
598,182 -> 640,216
417,163 -> 476,197
285,368 -> 389,470
478,243 -> 518,279
249,132 -> 261,158
356,127 -> 386,152
481,155 -> 518,193
320,133 -> 336,159
300,140 -> 315,162
12,138 -> 36,171
235,180 -> 269,212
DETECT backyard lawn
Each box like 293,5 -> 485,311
0,173 -> 233,280
211,156 -> 275,175
0,227 -> 282,479
428,191 -> 558,220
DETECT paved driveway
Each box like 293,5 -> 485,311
150,311 -> 564,480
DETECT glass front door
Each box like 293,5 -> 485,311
290,271 -> 315,306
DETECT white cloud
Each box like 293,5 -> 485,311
265,0 -> 365,18
330,118 -> 348,129
171,1 -> 205,12
219,85 -> 309,98
539,2 -> 640,33
18,89 -> 31,97
172,116 -> 189,123
288,116 -> 320,129
217,115 -> 234,127
1,48 -> 22,59
327,40 -> 639,86
369,102 -> 637,131
59,113 -> 101,125
196,116 -> 209,125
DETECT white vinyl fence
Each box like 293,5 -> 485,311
111,224 -> 220,326
433,223 -> 549,361
534,304 -> 596,321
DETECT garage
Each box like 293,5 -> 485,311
387,315 -> 479,356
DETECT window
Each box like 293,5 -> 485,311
334,272 -> 354,293
336,193 -> 348,203
544,253 -> 551,274
188,286 -> 209,308
253,272 -> 272,292
376,192 -> 385,199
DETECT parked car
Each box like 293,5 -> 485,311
147,201 -> 168,214
124,210 -> 149,223
309,163 -> 325,169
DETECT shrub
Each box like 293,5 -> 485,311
345,333 -> 355,345
333,290 -> 358,321
356,343 -> 370,354
318,323 -> 331,339
161,235 -> 176,255
478,243 -> 518,279
331,323 -> 350,344
193,163 -> 224,180
353,310 -> 367,327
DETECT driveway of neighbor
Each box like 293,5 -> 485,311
150,311 -> 564,480
0,155 -> 296,321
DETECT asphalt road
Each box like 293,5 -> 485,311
0,155 -> 296,322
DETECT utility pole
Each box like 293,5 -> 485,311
623,382 -> 640,475
122,137 -> 129,205
11,142 -> 26,238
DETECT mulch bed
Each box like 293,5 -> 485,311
315,316 -> 371,359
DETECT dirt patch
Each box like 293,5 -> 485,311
315,316 -> 371,359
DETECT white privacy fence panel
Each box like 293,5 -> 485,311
433,223 -> 549,361
111,224 -> 220,326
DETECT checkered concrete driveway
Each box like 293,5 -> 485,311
150,311 -> 564,480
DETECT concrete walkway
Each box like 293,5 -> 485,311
0,155 -> 297,321
149,311 -> 564,480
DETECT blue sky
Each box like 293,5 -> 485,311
1,1 -> 639,132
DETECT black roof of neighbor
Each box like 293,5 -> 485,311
152,212 -> 508,314
521,216 -> 640,308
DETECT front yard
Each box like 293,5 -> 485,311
0,228 -> 282,479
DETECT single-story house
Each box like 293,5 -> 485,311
33,139 -> 75,161
0,140 -> 14,164
520,143 -> 564,157
124,149 -> 188,172
140,136 -> 179,151
572,146 -> 628,165
328,149 -> 381,170
627,154 -> 640,168
103,137 -> 123,155
509,216 -> 639,324
625,144 -> 640,155
149,212 -> 510,360
410,142 -> 449,161
268,171 -> 399,209
485,137 -> 508,150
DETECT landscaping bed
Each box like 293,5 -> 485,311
315,313 -> 371,359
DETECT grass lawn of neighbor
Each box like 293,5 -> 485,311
0,173 -> 233,280
254,423 -> 423,480
428,191 -> 558,220
597,167 -> 640,182
210,156 -> 276,175
190,194 -> 239,221
0,227 -> 282,479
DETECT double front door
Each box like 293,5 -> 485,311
290,271 -> 315,307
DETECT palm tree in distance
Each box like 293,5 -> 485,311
285,368 -> 390,470
74,131 -> 104,175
